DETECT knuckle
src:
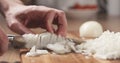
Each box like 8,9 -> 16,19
58,10 -> 65,16
48,9 -> 56,13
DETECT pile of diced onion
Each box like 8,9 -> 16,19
78,30 -> 120,59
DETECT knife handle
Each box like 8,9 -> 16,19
8,36 -> 26,48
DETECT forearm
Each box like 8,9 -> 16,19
0,0 -> 23,15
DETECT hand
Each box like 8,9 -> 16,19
0,27 -> 8,56
5,5 -> 67,36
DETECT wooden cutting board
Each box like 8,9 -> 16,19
21,51 -> 120,63
20,32 -> 120,63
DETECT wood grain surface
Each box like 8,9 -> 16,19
0,47 -> 21,63
21,49 -> 120,63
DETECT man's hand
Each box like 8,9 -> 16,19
5,5 -> 67,36
0,27 -> 8,56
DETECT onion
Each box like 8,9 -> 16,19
79,21 -> 103,38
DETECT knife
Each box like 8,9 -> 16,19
7,34 -> 26,48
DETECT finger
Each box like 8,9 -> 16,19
0,27 -> 9,56
56,11 -> 68,37
7,16 -> 34,35
45,10 -> 56,33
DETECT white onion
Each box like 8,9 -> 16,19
22,32 -> 65,48
25,46 -> 49,57
77,30 -> 120,59
79,21 -> 103,38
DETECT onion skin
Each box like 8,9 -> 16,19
79,21 -> 103,38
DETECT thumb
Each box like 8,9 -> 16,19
7,17 -> 34,35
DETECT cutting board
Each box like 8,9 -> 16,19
21,52 -> 120,63
20,32 -> 120,63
